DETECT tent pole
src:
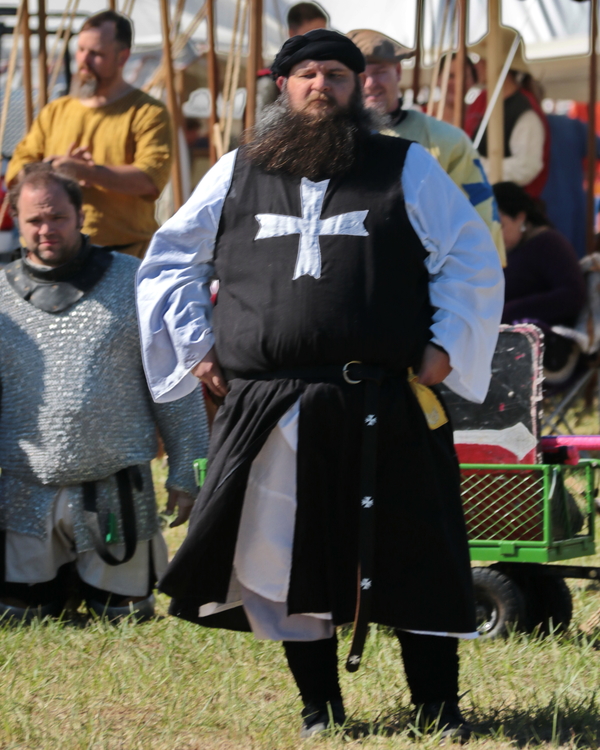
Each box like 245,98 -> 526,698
453,0 -> 467,128
38,0 -> 47,109
413,0 -> 423,104
426,0 -> 451,117
245,0 -> 262,130
22,0 -> 33,128
207,0 -> 219,165
159,0 -> 183,211
587,0 -> 598,255
0,0 -> 25,154
486,0 -> 504,183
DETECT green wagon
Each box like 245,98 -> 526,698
462,455 -> 600,638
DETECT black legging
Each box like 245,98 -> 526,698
396,629 -> 459,705
283,634 -> 342,706
283,629 -> 459,707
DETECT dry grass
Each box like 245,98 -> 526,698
3,404 -> 600,749
2,605 -> 600,749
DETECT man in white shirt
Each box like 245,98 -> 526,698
137,30 -> 503,741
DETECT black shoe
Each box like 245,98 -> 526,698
414,701 -> 472,743
300,699 -> 346,738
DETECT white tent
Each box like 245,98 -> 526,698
1,0 -> 596,97
315,0 -> 595,100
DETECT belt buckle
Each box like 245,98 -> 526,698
343,361 -> 362,385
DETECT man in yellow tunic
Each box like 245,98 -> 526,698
348,29 -> 506,264
7,10 -> 172,258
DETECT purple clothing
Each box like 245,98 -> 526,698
502,228 -> 586,327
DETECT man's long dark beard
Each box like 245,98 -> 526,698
242,84 -> 376,180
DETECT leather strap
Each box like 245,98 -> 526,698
82,466 -> 141,566
224,363 -> 404,383
345,370 -> 384,672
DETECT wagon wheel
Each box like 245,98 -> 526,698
520,576 -> 573,635
472,567 -> 526,639
492,564 -> 573,636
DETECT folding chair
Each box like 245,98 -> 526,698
541,252 -> 600,435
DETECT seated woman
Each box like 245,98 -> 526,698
493,181 -> 586,383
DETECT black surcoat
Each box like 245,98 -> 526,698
161,134 -> 476,635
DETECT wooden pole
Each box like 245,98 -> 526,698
436,35 -> 453,120
38,0 -> 48,109
108,0 -> 116,10
207,0 -> 219,165
159,0 -> 183,211
22,0 -> 33,127
486,0 -> 504,184
245,0 -> 262,130
453,0 -> 467,129
47,0 -> 73,73
221,0 -> 242,143
172,0 -> 187,38
0,0 -> 25,155
426,0 -> 451,117
587,0 -> 598,255
413,0 -> 423,104
48,0 -> 80,97
224,0 -> 248,152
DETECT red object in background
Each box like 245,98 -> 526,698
569,101 -> 600,133
569,101 -> 600,198
455,442 -> 537,464
464,89 -> 550,198
0,179 -> 14,231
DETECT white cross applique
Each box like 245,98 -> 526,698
365,415 -> 377,426
254,177 -> 369,280
360,578 -> 372,590
361,496 -> 374,509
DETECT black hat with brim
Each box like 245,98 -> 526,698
271,29 -> 366,78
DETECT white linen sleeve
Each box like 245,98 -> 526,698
136,149 -> 238,402
479,111 -> 545,186
402,142 -> 504,403
503,110 -> 545,186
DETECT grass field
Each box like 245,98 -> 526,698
4,406 -> 600,749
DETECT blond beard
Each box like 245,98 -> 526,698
70,72 -> 99,99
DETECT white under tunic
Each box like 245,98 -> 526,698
137,143 -> 505,640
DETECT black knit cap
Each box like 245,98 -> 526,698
271,29 -> 366,78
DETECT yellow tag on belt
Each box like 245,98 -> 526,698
407,369 -> 448,430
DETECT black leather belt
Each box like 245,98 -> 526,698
227,362 -> 404,672
83,466 -> 142,566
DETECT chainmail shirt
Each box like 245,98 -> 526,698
0,252 -> 209,550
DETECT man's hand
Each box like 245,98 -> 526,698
165,488 -> 195,528
49,142 -> 96,186
417,344 -> 452,387
46,143 -> 158,196
191,348 -> 228,398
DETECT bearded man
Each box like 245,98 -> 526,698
6,11 -> 172,259
137,30 -> 503,740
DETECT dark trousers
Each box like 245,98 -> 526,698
283,629 -> 459,707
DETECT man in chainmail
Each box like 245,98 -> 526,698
0,164 -> 208,621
